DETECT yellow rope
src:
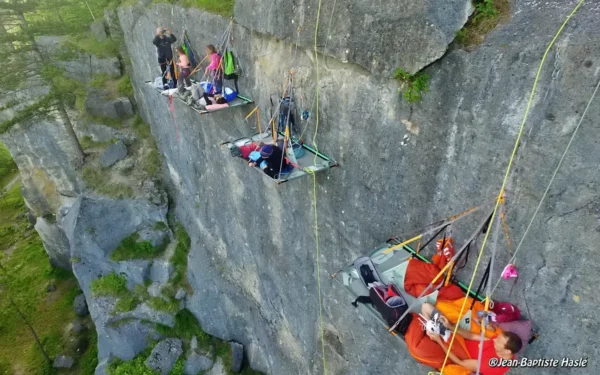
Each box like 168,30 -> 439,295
438,1 -> 586,373
311,0 -> 327,373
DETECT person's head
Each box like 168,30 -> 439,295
493,332 -> 522,357
260,144 -> 274,158
230,145 -> 242,158
156,27 -> 164,36
206,44 -> 217,55
176,47 -> 185,56
214,93 -> 226,104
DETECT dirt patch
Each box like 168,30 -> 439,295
455,0 -> 510,51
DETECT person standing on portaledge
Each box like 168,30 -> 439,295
153,27 -> 177,89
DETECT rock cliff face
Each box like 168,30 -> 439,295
1,0 -> 599,374
118,1 -> 600,374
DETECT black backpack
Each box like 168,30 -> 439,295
353,283 -> 412,336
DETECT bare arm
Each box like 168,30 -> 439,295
440,316 -> 484,341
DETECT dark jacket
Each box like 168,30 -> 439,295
153,34 -> 177,60
256,146 -> 291,179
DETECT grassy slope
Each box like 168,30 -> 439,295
0,182 -> 97,374
0,142 -> 17,188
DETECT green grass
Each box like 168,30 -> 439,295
90,272 -> 128,297
117,75 -> 134,97
0,142 -> 17,187
394,68 -> 430,103
110,233 -> 167,261
170,357 -> 185,375
80,136 -> 117,150
0,181 -> 83,374
148,296 -> 180,313
132,115 -> 152,139
90,273 -> 150,314
156,309 -> 212,349
171,223 -> 191,289
82,166 -> 134,199
58,34 -> 120,60
151,0 -> 236,17
454,0 -> 510,49
109,353 -> 157,375
89,74 -> 134,99
81,330 -> 99,375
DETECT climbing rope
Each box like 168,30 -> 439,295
310,0 -> 327,373
438,1 -> 586,372
490,72 -> 600,298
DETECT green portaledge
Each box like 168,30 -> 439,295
277,131 -> 338,165
400,243 -> 487,303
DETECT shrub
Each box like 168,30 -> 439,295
90,272 -> 128,297
110,233 -> 167,261
394,68 -> 430,103
109,355 -> 157,375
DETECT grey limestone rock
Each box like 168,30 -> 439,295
53,355 -> 74,369
117,2 -> 600,374
85,91 -> 134,120
175,288 -> 186,300
100,140 -> 128,168
145,338 -> 183,375
149,260 -> 173,284
230,341 -> 244,373
74,294 -> 89,316
184,353 -> 214,375
90,20 -> 108,42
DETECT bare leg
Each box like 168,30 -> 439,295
421,302 -> 435,320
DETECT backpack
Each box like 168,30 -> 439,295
352,283 -> 412,336
279,97 -> 297,135
223,50 -> 238,80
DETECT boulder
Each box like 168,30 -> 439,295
184,353 -> 214,375
72,320 -> 86,333
175,288 -> 186,300
85,91 -> 133,120
53,355 -> 74,369
100,140 -> 128,168
82,123 -> 120,143
95,357 -> 111,375
190,336 -> 198,352
230,341 -> 244,373
205,358 -> 227,375
35,217 -> 71,269
74,294 -> 89,316
34,36 -> 120,82
90,20 -> 108,42
27,211 -> 36,225
147,282 -> 163,298
149,260 -> 173,284
145,338 -> 183,375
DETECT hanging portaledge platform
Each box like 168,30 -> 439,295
332,239 -> 486,343
145,79 -> 253,115
222,131 -> 339,184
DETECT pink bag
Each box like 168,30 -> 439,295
492,302 -> 521,323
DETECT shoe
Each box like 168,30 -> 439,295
163,84 -> 169,90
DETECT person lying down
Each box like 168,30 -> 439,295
408,302 -> 522,375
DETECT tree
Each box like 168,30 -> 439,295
0,0 -> 86,166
